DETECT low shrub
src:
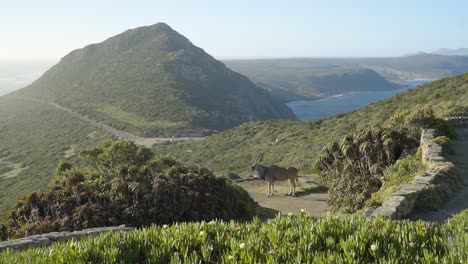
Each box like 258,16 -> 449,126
2,140 -> 257,239
1,212 -> 467,263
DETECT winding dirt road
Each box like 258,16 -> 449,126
27,98 -> 205,147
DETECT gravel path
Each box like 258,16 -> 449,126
409,127 -> 468,222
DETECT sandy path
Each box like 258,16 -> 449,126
408,127 -> 468,222
237,175 -> 329,218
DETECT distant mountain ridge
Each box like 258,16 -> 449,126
13,23 -> 294,136
224,54 -> 468,98
432,48 -> 468,56
224,60 -> 399,102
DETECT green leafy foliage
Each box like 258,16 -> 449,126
1,212 -> 467,263
1,140 -> 256,239
317,128 -> 418,211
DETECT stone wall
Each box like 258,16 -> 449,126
0,226 -> 132,252
371,125 -> 464,219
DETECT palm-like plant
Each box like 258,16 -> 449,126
318,128 -> 417,211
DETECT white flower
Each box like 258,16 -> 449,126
199,231 -> 205,236
288,212 -> 294,216
227,255 -> 234,260
409,242 -> 415,248
300,209 -> 305,213
370,244 -> 377,251
162,224 -> 169,229
239,242 -> 246,249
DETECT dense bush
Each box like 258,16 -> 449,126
1,212 -> 467,263
1,140 -> 257,239
318,128 -> 418,212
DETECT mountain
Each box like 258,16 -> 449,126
225,54 -> 468,95
153,73 -> 468,176
224,59 -> 399,102
356,54 -> 468,80
13,23 -> 294,136
432,48 -> 468,56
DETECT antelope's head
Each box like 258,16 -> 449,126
251,154 -> 263,175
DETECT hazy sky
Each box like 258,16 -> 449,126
1,0 -> 467,61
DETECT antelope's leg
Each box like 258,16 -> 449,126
292,177 -> 297,197
267,182 -> 271,197
272,183 -> 275,196
288,179 -> 292,196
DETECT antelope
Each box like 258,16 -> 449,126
251,155 -> 299,197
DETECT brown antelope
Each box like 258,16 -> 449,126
251,155 -> 299,197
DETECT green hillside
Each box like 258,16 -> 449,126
224,60 -> 399,102
0,96 -> 109,218
153,73 -> 468,176
14,23 -> 294,137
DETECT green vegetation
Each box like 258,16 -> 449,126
0,96 -> 109,219
317,129 -> 418,211
433,136 -> 454,155
366,152 -> 425,208
13,23 -> 294,136
0,140 -> 256,239
153,73 -> 468,178
1,211 -> 467,263
225,59 -> 398,102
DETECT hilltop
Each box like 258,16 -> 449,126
13,23 -> 294,136
153,73 -> 468,176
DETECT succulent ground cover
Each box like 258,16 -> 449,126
1,211 -> 467,263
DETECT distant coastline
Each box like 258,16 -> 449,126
287,79 -> 433,121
